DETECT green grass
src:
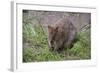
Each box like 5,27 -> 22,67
68,31 -> 91,59
23,22 -> 91,62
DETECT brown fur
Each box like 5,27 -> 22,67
48,17 -> 76,52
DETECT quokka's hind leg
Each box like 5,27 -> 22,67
64,42 -> 73,56
67,34 -> 78,49
65,41 -> 74,57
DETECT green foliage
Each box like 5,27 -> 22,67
23,23 -> 35,43
23,22 -> 91,62
69,31 -> 91,59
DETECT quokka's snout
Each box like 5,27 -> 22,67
48,17 -> 77,52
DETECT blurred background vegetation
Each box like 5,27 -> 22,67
23,10 -> 91,62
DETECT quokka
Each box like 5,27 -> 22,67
48,17 -> 77,52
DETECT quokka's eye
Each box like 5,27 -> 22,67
50,40 -> 53,43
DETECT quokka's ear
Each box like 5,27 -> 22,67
48,25 -> 54,31
48,25 -> 52,29
48,25 -> 58,32
55,26 -> 58,31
